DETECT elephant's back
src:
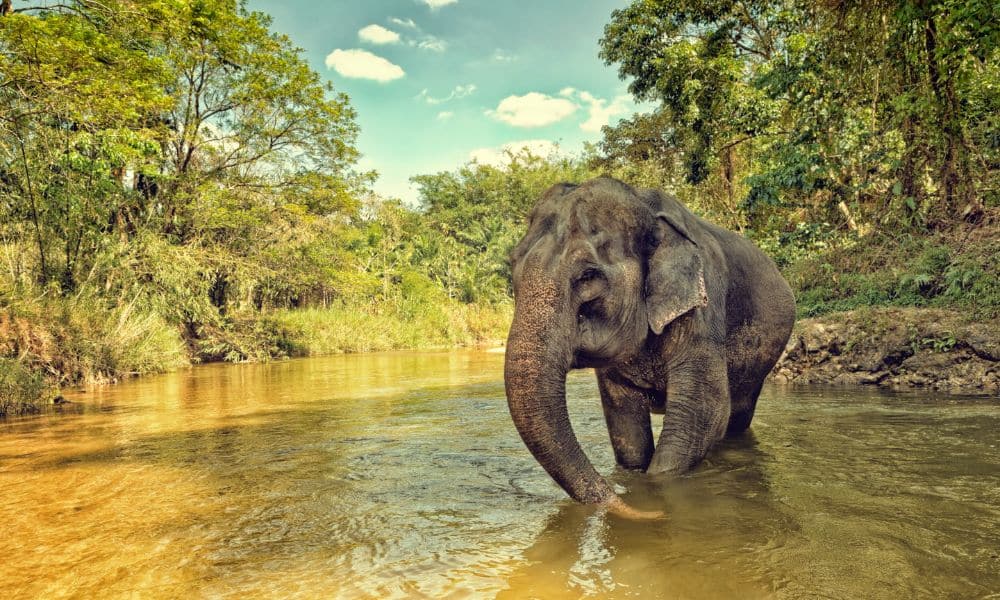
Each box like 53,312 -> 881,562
695,218 -> 795,342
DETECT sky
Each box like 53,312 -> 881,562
247,0 -> 644,206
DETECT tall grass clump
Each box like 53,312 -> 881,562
271,300 -> 512,356
0,358 -> 47,417
0,291 -> 187,385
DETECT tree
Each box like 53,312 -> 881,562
598,0 -> 999,232
0,0 -> 369,308
412,150 -> 594,303
154,0 -> 367,239
0,4 -> 170,289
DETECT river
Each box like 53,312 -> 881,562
1,350 -> 998,598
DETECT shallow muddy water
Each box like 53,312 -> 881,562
1,350 -> 998,599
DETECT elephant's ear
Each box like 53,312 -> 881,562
645,212 -> 709,335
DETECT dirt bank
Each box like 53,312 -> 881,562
772,307 -> 999,396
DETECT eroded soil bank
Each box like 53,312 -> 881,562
772,307 -> 999,396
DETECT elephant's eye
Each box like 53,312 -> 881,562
575,267 -> 602,285
574,267 -> 607,303
578,298 -> 604,322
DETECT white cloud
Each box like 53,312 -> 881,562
437,111 -> 454,121
469,140 -> 561,167
560,88 -> 634,132
492,49 -> 516,63
358,24 -> 400,45
417,84 -> 477,105
390,17 -> 418,29
581,97 -> 631,132
487,88 -> 633,131
379,17 -> 445,52
419,0 -> 458,8
325,49 -> 405,83
487,92 -> 577,128
416,37 -> 448,52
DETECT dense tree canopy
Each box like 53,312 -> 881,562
598,0 -> 999,233
411,151 -> 594,303
0,1 -> 368,314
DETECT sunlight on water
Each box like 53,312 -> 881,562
1,351 -> 998,598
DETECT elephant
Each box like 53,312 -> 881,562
504,177 -> 795,518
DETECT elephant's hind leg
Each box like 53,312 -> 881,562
725,376 -> 765,436
724,343 -> 784,436
723,317 -> 789,436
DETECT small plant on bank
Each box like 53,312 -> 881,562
0,359 -> 47,417
910,331 -> 959,354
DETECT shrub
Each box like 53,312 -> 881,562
0,359 -> 46,417
0,292 -> 187,385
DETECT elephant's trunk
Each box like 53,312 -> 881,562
504,281 -> 615,505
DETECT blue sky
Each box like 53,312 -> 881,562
248,0 -> 642,205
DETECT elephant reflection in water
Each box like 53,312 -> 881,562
504,177 -> 795,518
495,431 -> 795,599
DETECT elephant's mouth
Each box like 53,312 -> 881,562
574,318 -> 617,368
571,351 -> 612,369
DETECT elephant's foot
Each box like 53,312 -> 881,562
645,446 -> 693,475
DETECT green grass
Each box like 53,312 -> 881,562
269,301 -> 512,356
784,226 -> 1000,320
0,358 -> 46,417
1,291 -> 188,387
0,292 -> 512,415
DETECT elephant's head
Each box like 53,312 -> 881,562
504,177 -> 707,516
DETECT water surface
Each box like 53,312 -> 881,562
1,351 -> 998,598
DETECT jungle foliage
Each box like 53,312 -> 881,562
1,0 -> 997,411
597,0 -> 999,231
0,0 -> 525,396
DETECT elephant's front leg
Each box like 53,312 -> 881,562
597,370 -> 655,471
647,349 -> 731,474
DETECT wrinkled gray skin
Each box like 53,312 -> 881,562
504,177 -> 795,517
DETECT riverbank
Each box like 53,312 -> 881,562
6,301 -> 999,418
4,212 -> 997,416
772,307 -> 999,396
771,207 -> 998,396
0,299 -> 511,417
